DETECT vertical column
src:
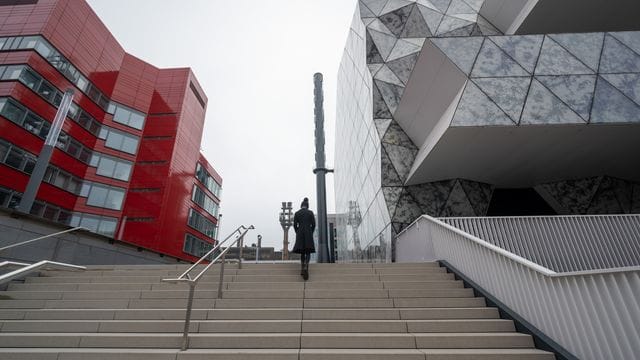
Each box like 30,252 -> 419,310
313,73 -> 331,263
17,89 -> 75,214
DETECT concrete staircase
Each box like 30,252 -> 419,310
0,262 -> 555,359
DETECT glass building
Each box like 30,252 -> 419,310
0,0 -> 221,262
335,0 -> 640,262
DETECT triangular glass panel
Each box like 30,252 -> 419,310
431,36 -> 484,75
587,183 -> 623,215
385,143 -> 418,181
537,75 -> 597,121
476,16 -> 502,35
381,0 -> 414,15
373,81 -> 393,118
462,0 -> 484,11
601,73 -> 640,106
368,63 -> 384,76
450,13 -> 478,22
471,38 -> 529,77
375,80 -> 404,115
473,77 -> 532,122
521,79 -> 586,125
430,0 -> 452,13
369,29 -> 398,60
550,33 -> 604,72
404,38 -> 426,47
400,5 -> 432,38
388,38 -> 422,61
382,186 -> 404,219
611,31 -> 640,57
610,177 -> 634,213
491,35 -> 543,74
446,0 -> 476,15
417,4 -> 445,35
393,191 -> 424,224
600,34 -> 640,73
363,18 -> 376,27
452,81 -> 515,126
381,147 -> 403,186
535,37 -> 595,75
441,180 -> 476,217
407,180 -> 456,215
361,0 -> 390,16
366,31 -> 385,63
459,179 -> 493,216
539,177 -> 602,214
436,15 -> 473,36
387,52 -> 420,85
591,76 -> 640,124
382,121 -> 416,148
374,64 -> 405,87
374,118 -> 393,139
359,2 -> 377,18
439,23 -> 475,37
367,18 -> 395,36
416,0 -> 438,11
379,4 -> 413,37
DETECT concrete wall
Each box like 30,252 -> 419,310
0,209 -> 181,265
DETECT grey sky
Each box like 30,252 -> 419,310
86,0 -> 357,249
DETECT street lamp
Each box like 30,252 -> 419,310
279,202 -> 294,260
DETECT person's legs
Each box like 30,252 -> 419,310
302,251 -> 310,280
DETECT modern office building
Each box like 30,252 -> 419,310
335,0 -> 640,261
0,0 -> 221,262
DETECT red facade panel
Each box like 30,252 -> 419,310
0,0 -> 221,262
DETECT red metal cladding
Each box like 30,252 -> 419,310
0,0 -> 220,262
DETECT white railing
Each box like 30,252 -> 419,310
442,215 -> 640,272
396,215 -> 640,360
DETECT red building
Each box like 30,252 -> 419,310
0,0 -> 221,262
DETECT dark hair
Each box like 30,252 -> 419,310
301,197 -> 309,208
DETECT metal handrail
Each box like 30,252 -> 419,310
0,227 -> 84,252
162,224 -> 255,351
0,261 -> 30,269
0,260 -> 86,285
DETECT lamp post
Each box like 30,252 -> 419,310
256,234 -> 262,263
279,202 -> 294,260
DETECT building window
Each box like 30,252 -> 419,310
192,185 -> 219,218
195,163 -> 222,198
99,126 -> 139,155
183,233 -> 214,258
69,212 -> 118,237
92,153 -> 132,181
85,183 -> 125,211
187,208 -> 217,239
109,102 -> 145,130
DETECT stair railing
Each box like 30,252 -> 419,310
0,260 -> 86,285
162,224 -> 255,351
0,226 -> 84,252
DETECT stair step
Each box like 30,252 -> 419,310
0,262 -> 554,358
0,348 -> 555,360
0,319 -> 515,333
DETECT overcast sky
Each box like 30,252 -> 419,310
86,0 -> 357,249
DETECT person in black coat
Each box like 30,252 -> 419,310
293,197 -> 316,280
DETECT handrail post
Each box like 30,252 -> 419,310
238,234 -> 244,270
217,252 -> 225,299
181,281 -> 196,351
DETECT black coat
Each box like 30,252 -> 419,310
292,207 -> 316,254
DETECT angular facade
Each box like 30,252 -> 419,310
0,0 -> 221,262
335,0 -> 640,262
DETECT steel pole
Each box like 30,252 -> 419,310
18,89 -> 74,214
313,73 -> 331,263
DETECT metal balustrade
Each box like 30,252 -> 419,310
396,215 -> 640,360
442,215 -> 640,272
